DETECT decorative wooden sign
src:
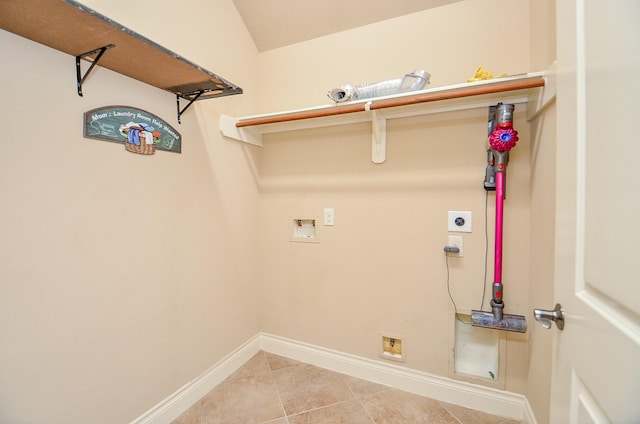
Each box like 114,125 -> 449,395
84,106 -> 181,154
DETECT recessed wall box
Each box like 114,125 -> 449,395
454,316 -> 499,380
380,335 -> 405,362
290,218 -> 318,243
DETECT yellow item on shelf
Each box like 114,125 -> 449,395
467,66 -> 507,82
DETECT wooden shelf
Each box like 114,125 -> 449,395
0,0 -> 242,122
220,69 -> 555,163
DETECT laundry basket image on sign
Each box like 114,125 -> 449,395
120,121 -> 160,155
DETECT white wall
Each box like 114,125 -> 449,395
0,1 -> 260,422
257,0 -> 533,395
258,0 -> 530,112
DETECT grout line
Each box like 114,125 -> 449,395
286,399 -> 355,421
264,350 -> 290,423
438,401 -> 464,424
355,396 -> 377,424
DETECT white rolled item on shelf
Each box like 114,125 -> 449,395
327,69 -> 430,103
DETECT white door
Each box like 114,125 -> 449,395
551,0 -> 640,423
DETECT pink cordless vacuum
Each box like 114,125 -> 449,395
471,104 -> 527,333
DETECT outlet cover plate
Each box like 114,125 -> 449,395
448,235 -> 464,257
323,208 -> 335,226
448,211 -> 472,233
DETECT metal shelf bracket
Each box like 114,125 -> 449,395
176,91 -> 204,124
76,44 -> 115,97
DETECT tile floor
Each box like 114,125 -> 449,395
172,351 -> 520,424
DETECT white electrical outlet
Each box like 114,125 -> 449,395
448,211 -> 472,233
448,235 -> 463,257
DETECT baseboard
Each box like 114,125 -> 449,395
259,333 -> 528,422
131,332 -> 536,423
130,334 -> 262,424
522,397 -> 539,424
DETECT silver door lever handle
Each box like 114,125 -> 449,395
533,303 -> 564,330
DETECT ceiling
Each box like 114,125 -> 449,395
232,0 -> 463,52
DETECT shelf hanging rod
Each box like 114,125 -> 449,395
235,77 -> 545,128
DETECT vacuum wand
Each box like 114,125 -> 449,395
490,152 -> 508,321
472,104 -> 527,333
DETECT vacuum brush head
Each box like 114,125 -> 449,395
471,310 -> 527,333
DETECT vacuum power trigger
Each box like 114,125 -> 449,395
484,163 -> 496,190
483,149 -> 496,191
